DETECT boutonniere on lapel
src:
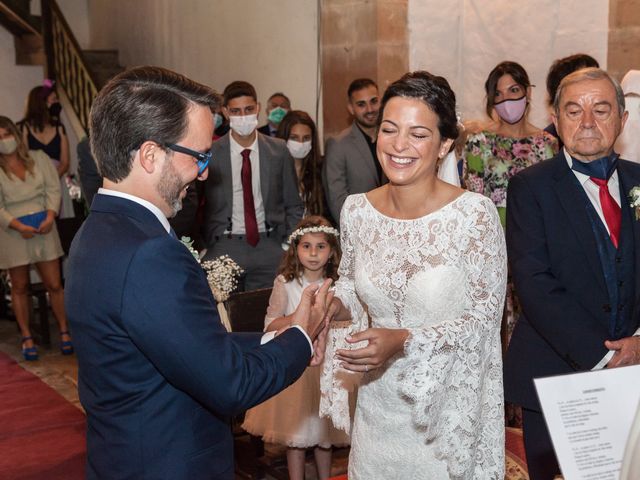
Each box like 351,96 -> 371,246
629,186 -> 640,220
180,236 -> 200,261
178,235 -> 242,331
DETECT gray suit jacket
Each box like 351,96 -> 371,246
323,122 -> 381,224
203,132 -> 303,246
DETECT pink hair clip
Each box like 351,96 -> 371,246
42,78 -> 55,89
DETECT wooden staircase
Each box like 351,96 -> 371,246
0,0 -> 124,136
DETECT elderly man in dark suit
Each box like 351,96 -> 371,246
323,78 -> 385,224
504,67 -> 640,479
65,66 -> 331,480
202,81 -> 302,290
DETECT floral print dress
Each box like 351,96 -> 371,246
463,130 -> 558,428
463,131 -> 558,227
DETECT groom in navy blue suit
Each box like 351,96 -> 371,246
504,67 -> 640,479
65,66 -> 331,480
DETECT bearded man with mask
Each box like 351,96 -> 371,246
504,67 -> 640,479
203,80 -> 303,290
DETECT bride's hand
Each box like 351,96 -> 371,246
336,328 -> 409,372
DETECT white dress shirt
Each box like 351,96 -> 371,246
98,188 -> 171,232
564,151 -> 640,369
96,188 -> 312,353
229,135 -> 266,234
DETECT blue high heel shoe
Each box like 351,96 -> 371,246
59,330 -> 74,355
21,336 -> 39,361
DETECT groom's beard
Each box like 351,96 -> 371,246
156,159 -> 184,218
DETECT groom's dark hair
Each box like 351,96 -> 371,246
90,65 -> 220,182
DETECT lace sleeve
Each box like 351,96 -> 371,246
399,196 -> 507,479
320,197 -> 367,433
263,275 -> 289,331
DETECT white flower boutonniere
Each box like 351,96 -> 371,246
629,186 -> 640,221
180,236 -> 200,261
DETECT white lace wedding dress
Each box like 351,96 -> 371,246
320,192 -> 507,479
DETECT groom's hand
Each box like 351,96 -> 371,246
309,319 -> 330,366
291,278 -> 333,340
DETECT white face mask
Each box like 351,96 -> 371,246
0,136 -> 18,155
287,139 -> 312,159
229,114 -> 258,137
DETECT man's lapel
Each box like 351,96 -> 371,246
617,160 -> 640,314
257,133 -> 272,210
349,123 -> 378,181
552,159 -> 608,293
217,135 -> 234,211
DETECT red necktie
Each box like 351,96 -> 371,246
241,149 -> 259,247
591,177 -> 621,248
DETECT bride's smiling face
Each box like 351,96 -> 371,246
377,96 -> 453,186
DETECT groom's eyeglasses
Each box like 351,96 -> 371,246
166,143 -> 212,174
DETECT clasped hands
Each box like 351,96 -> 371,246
13,212 -> 55,239
289,289 -> 408,371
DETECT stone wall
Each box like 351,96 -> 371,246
608,0 -> 640,81
321,0 -> 408,138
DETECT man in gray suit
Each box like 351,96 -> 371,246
203,81 -> 303,290
324,78 -> 384,224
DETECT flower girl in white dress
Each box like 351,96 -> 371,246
242,215 -> 349,480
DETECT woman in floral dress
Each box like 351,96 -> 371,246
463,62 -> 558,426
464,61 -> 558,228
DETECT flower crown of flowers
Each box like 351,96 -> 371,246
288,225 -> 339,244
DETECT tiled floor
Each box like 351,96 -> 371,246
0,315 -> 348,479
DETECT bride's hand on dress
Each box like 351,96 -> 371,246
336,328 -> 409,372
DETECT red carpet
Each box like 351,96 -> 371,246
0,352 -> 85,479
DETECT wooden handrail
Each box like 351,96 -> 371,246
41,0 -> 98,136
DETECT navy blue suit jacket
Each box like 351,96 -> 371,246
504,153 -> 640,411
65,194 -> 311,479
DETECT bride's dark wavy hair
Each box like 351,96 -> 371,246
378,71 -> 459,145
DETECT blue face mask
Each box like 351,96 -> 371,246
213,113 -> 223,130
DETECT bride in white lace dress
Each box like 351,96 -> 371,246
320,72 -> 507,479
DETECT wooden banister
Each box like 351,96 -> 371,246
41,0 -> 98,136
